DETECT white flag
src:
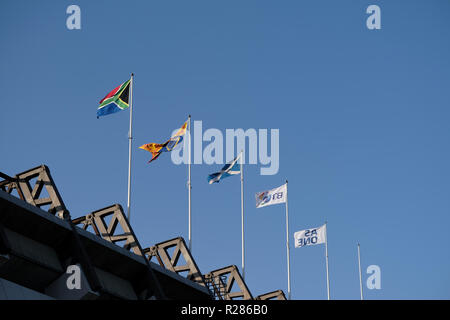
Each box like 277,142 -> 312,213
294,224 -> 326,248
255,183 -> 287,208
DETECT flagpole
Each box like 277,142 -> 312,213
240,150 -> 245,280
188,115 -> 192,252
325,221 -> 330,300
285,180 -> 291,300
127,73 -> 134,222
358,243 -> 364,300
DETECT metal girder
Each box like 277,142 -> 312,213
143,237 -> 207,287
0,165 -> 68,219
204,265 -> 253,300
1,165 -> 284,300
256,290 -> 287,300
72,204 -> 166,299
0,166 -> 103,295
72,204 -> 142,256
0,172 -> 21,199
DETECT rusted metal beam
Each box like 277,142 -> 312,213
204,265 -> 253,300
143,237 -> 207,287
256,289 -> 287,300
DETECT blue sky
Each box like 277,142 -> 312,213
1,0 -> 450,299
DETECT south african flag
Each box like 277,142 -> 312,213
97,79 -> 130,118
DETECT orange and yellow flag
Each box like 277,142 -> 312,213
139,120 -> 188,163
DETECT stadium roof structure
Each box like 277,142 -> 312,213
0,165 -> 286,300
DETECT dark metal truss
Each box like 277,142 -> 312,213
143,237 -> 207,287
256,290 -> 287,300
0,165 -> 286,300
72,204 -> 142,256
72,204 -> 166,299
204,265 -> 253,300
0,165 -> 68,219
0,165 -> 165,299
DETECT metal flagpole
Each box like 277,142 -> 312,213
188,115 -> 192,251
358,243 -> 364,300
285,180 -> 291,300
325,221 -> 330,300
127,73 -> 134,222
240,150 -> 245,280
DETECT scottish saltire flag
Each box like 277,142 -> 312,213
97,79 -> 131,118
294,224 -> 326,248
255,184 -> 287,208
139,120 -> 188,163
208,154 -> 241,184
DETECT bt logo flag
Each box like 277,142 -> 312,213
255,183 -> 287,208
294,224 -> 326,248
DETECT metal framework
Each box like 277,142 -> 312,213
144,237 -> 206,286
256,290 -> 287,300
204,265 -> 253,300
1,165 -> 287,300
0,165 -> 68,219
71,204 -> 166,299
0,166 -> 166,299
143,239 -> 287,300
72,204 -> 143,256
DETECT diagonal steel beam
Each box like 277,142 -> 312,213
0,165 -> 68,219
72,204 -> 142,255
143,237 -> 207,287
256,290 -> 287,300
204,265 -> 253,300
72,204 -> 166,299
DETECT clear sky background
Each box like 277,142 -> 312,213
1,0 -> 449,300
